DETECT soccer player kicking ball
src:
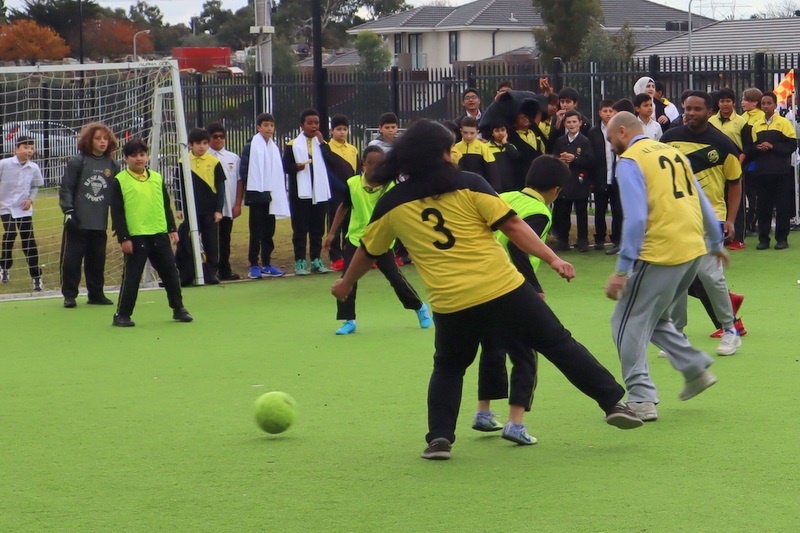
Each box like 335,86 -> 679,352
605,112 -> 727,423
331,119 -> 642,461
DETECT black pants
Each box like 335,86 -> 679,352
247,204 -> 276,267
553,198 -> 589,244
116,234 -> 183,318
744,171 -> 758,233
593,183 -> 622,246
290,196 -> 327,261
754,171 -> 794,244
336,242 -> 423,320
730,177 -> 747,242
427,283 -> 625,444
176,213 -> 219,284
327,193 -> 346,262
60,226 -> 107,299
478,330 -> 539,410
218,216 -> 234,277
0,215 -> 41,277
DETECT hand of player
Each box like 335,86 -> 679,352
605,273 -> 627,300
722,221 -> 735,241
64,211 -> 79,230
176,210 -> 184,220
331,278 -> 353,302
213,212 -> 223,223
232,205 -> 242,219
499,131 -> 508,144
711,249 -> 730,268
296,163 -> 306,171
538,293 -> 546,302
169,232 -> 179,245
657,115 -> 669,124
549,258 -> 575,281
315,131 -> 325,143
21,199 -> 32,211
120,240 -> 133,255
322,235 -> 332,254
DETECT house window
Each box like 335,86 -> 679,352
394,34 -> 402,54
449,32 -> 459,63
408,33 -> 424,69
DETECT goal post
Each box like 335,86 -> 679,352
0,60 -> 204,300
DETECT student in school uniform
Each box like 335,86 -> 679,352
453,117 -> 498,189
206,122 -> 243,281
331,119 -> 642,460
485,121 -> 521,193
634,93 -> 663,141
587,100 -> 621,251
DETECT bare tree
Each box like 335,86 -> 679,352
755,0 -> 800,18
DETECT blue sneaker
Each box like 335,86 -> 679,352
501,421 -> 538,445
416,303 -> 432,328
261,265 -> 285,277
248,265 -> 262,279
335,320 -> 356,335
295,260 -> 309,276
472,410 -> 503,432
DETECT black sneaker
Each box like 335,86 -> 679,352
173,307 -> 193,322
63,297 -> 77,308
421,438 -> 452,460
112,315 -> 135,327
594,242 -> 605,251
87,295 -> 114,305
220,272 -> 241,281
32,277 -> 43,292
605,245 -> 621,256
604,403 -> 644,429
205,276 -> 220,285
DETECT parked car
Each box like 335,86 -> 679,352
0,120 -> 79,186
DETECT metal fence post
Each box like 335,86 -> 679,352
754,52 -> 766,91
467,64 -> 477,89
316,67 -> 329,138
195,72 -> 204,128
648,54 -> 661,80
254,71 -> 265,117
391,66 -> 400,120
552,57 -> 563,93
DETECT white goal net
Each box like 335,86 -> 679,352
0,60 -> 199,300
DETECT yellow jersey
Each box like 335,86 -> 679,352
360,171 -> 523,313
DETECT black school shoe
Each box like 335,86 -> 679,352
173,307 -> 193,322
112,315 -> 135,327
87,295 -> 114,305
421,438 -> 452,460
63,297 -> 77,308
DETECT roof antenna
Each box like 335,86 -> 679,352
509,13 -> 518,22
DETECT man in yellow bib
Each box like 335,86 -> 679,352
605,112 -> 729,422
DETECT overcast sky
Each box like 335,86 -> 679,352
5,0 -> 776,26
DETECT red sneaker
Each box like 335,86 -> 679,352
710,318 -> 747,338
730,293 -> 744,316
330,259 -> 344,272
726,240 -> 746,250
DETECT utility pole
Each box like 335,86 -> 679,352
251,0 -> 275,76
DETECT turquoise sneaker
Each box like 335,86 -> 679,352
416,303 -> 432,328
501,422 -> 538,445
472,410 -> 503,432
335,320 -> 356,335
310,258 -> 330,274
295,259 -> 309,276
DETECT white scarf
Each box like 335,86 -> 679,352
247,134 -> 291,219
291,133 -> 331,205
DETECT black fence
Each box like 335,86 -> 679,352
182,52 -> 800,155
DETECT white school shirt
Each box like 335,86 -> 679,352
0,156 -> 44,218
209,148 -> 241,218
639,117 -> 663,142
600,122 -> 615,185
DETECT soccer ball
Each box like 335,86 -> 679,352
254,391 -> 298,434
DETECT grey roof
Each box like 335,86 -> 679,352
298,48 -> 361,67
635,17 -> 800,56
630,29 -> 685,50
349,0 -> 715,33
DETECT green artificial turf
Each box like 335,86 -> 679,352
1,245 -> 799,532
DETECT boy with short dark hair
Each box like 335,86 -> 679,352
550,87 -> 592,143
109,139 -> 192,327
633,93 -> 662,141
587,99 -> 621,251
174,127 -> 226,285
453,117 -> 498,189
0,136 -> 44,291
240,113 -> 290,279
283,108 -> 332,275
368,113 -> 399,152
486,121 -> 521,192
321,114 -> 359,271
551,110 -> 595,252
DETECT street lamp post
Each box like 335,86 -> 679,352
688,0 -> 694,89
133,29 -> 151,62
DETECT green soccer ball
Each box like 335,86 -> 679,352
254,391 -> 298,434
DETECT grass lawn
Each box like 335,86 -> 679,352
2,227 -> 799,532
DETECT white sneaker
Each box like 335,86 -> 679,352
716,330 -> 742,356
679,370 -> 718,401
657,350 -> 667,358
626,401 -> 658,421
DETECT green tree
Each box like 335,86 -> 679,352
578,21 -> 636,63
273,37 -> 299,76
9,0 -> 105,55
354,31 -> 390,73
128,0 -> 163,27
0,0 -> 7,24
197,0 -> 234,35
532,0 -> 602,62
216,2 -> 256,49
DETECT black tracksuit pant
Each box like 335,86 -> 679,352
289,196 -> 327,261
327,192 -> 346,263
336,242 -> 423,320
427,282 -> 625,444
754,171 -> 794,244
247,205 -> 276,267
0,215 -> 41,277
60,226 -> 108,299
176,213 -> 219,284
593,183 -> 623,246
116,234 -> 183,318
478,331 -> 539,410
553,198 -> 589,244
218,216 -> 234,277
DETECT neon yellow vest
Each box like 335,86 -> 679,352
346,175 -> 394,246
116,169 -> 168,236
495,188 -> 551,272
